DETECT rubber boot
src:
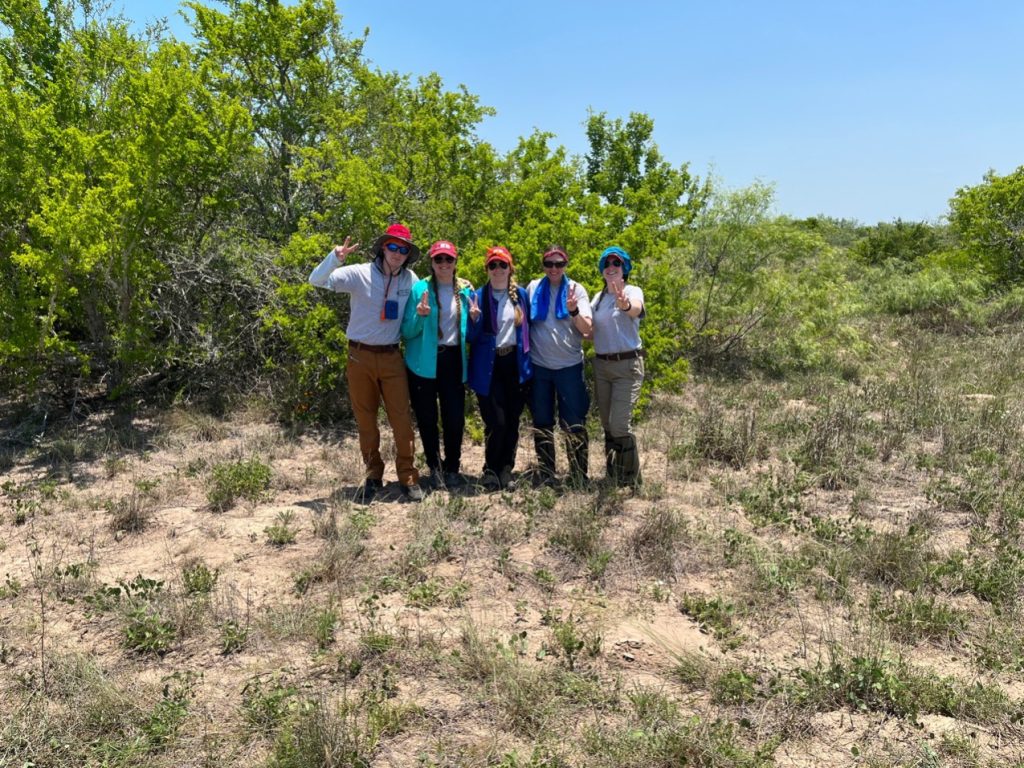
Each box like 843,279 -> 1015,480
533,428 -> 557,487
615,434 -> 642,488
566,430 -> 590,489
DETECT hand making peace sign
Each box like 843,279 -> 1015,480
332,236 -> 360,264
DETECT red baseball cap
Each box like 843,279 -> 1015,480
428,240 -> 459,259
485,246 -> 513,267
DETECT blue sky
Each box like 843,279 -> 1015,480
125,0 -> 1024,224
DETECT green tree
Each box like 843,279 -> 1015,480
584,110 -> 710,255
683,182 -> 859,371
1,1 -> 251,395
949,166 -> 1024,285
186,0 -> 365,242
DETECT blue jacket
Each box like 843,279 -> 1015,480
401,277 -> 474,381
467,285 -> 533,396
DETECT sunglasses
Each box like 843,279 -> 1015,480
543,260 -> 567,269
605,258 -> 623,268
432,255 -> 456,264
487,261 -> 509,271
385,242 -> 410,255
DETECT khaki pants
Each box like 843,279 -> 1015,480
346,347 -> 418,485
593,356 -> 644,438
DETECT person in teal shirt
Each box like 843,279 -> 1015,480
402,240 -> 479,489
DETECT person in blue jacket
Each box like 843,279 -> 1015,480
402,240 -> 478,489
467,246 -> 532,490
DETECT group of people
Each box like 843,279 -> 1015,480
309,223 -> 645,503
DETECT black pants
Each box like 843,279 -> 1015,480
407,346 -> 466,474
477,352 -> 528,474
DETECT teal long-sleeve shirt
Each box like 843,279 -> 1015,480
401,277 -> 474,381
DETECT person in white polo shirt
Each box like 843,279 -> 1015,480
309,223 -> 423,503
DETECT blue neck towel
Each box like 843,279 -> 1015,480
530,277 -> 569,322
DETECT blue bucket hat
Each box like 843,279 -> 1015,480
598,246 -> 632,277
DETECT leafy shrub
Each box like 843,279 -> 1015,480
874,260 -> 985,327
207,457 -> 272,511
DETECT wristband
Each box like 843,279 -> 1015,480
569,307 -> 580,317
620,300 -> 632,312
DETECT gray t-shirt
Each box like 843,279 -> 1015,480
592,285 -> 644,355
526,278 -> 592,370
437,283 -> 459,345
309,251 -> 417,344
492,289 -> 517,348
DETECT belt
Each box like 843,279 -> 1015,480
349,340 -> 399,353
496,345 -> 516,357
438,344 -> 460,351
595,349 -> 645,361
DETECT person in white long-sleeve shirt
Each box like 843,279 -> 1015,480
308,223 -> 423,503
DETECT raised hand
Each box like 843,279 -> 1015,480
468,292 -> 481,322
333,236 -> 360,264
416,290 -> 431,316
612,279 -> 629,310
566,284 -> 579,313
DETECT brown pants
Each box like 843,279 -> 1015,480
346,347 -> 418,485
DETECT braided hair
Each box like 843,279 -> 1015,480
428,266 -> 469,342
508,267 -> 524,327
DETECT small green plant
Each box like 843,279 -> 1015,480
265,510 -> 297,546
124,608 -> 176,655
242,676 -> 298,734
143,671 -> 197,750
871,592 -> 969,645
730,469 -> 806,528
444,581 -> 470,607
182,561 -> 219,596
712,665 -> 759,705
533,568 -> 556,592
405,579 -> 442,608
543,613 -> 601,671
220,620 -> 249,654
1,573 -> 23,598
207,457 -> 272,511
678,593 -> 744,648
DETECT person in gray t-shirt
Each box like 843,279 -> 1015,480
526,246 -> 593,487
